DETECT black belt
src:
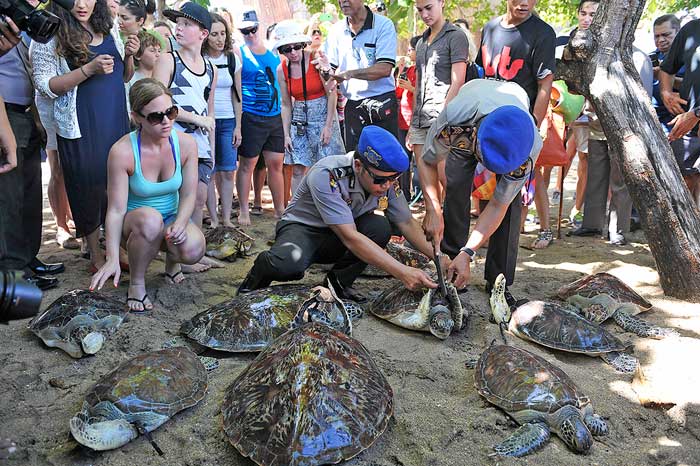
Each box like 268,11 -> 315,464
5,102 -> 31,113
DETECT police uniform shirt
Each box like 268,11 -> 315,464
282,153 -> 412,228
422,79 -> 543,205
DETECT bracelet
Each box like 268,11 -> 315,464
80,66 -> 89,78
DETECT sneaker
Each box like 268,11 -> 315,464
609,233 -> 627,246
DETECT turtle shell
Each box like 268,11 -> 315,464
474,344 -> 585,415
510,301 -> 629,354
363,241 -> 433,277
28,289 -> 128,358
556,273 -> 652,311
180,284 -> 313,352
85,347 -> 207,421
222,323 -> 393,466
205,225 -> 254,261
371,284 -> 428,319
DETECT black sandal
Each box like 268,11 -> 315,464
126,292 -> 152,313
164,270 -> 185,284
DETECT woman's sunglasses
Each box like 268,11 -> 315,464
137,105 -> 179,125
239,25 -> 258,35
278,43 -> 305,54
362,162 -> 400,185
312,29 -> 322,36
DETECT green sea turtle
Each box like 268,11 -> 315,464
490,274 -> 637,372
28,289 -> 128,358
205,225 -> 254,261
222,322 -> 393,466
70,347 -> 208,451
362,241 -> 434,277
180,284 -> 360,352
557,272 -> 678,339
474,343 -> 608,457
370,280 -> 464,339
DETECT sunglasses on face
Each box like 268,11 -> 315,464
137,105 -> 179,125
278,43 -> 305,54
239,25 -> 258,35
362,162 -> 400,185
312,29 -> 322,35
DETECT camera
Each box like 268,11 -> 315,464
649,51 -> 660,68
0,0 -> 74,44
399,69 -> 408,80
0,270 -> 43,323
294,122 -> 307,137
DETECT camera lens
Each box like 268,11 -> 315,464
0,271 -> 43,323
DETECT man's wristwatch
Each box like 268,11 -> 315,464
693,106 -> 700,119
459,246 -> 476,262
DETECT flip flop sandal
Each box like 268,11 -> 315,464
164,271 -> 185,284
250,206 -> 263,216
126,292 -> 152,313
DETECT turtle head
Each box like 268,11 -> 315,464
556,405 -> 593,454
489,274 -> 511,325
428,304 -> 454,339
80,331 -> 105,355
70,411 -> 138,451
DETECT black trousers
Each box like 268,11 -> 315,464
397,128 -> 413,202
0,108 -> 42,271
441,150 -> 522,287
343,91 -> 399,152
250,213 -> 392,288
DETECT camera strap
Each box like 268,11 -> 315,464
287,52 -> 309,131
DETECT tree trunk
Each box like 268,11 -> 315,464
557,0 -> 700,301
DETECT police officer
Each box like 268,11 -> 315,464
238,125 -> 441,302
417,79 -> 542,306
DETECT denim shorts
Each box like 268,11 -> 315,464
215,117 -> 238,171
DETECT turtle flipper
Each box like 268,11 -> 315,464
341,300 -> 364,320
583,413 -> 608,437
198,356 -> 219,372
600,351 -> 638,373
612,307 -> 679,339
492,422 -> 550,457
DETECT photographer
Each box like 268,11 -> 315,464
0,11 -> 63,290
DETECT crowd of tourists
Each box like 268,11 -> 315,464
0,0 -> 696,311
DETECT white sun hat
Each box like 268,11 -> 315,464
272,20 -> 311,51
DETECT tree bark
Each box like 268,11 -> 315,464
557,0 -> 700,301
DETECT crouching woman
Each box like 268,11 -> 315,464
90,78 -> 204,311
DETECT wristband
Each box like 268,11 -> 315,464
459,246 -> 476,262
80,66 -> 89,78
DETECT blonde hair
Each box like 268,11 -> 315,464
129,78 -> 172,114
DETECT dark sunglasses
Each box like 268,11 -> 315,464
362,162 -> 400,185
239,25 -> 258,35
312,29 -> 322,35
278,43 -> 305,54
137,105 -> 179,125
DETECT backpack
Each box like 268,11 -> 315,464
227,52 -> 241,103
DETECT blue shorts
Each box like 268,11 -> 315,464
214,117 -> 238,171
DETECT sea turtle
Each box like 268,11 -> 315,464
474,343 -> 609,457
557,272 -> 678,339
180,284 -> 360,352
362,241 -> 434,277
222,322 -> 393,466
204,225 -> 254,261
28,289 -> 128,358
70,347 -> 208,451
370,279 -> 464,339
490,274 -> 638,373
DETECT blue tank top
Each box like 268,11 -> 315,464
240,45 -> 281,116
127,130 -> 182,218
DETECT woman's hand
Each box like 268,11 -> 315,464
87,54 -> 115,75
233,127 -> 242,148
124,34 -> 140,57
284,135 -> 293,152
165,220 -> 187,246
320,124 -> 332,146
90,258 -> 121,291
397,77 -> 413,93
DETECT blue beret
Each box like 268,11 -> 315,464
477,105 -> 535,174
357,126 -> 409,173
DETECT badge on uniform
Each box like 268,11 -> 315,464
329,174 -> 338,191
393,180 -> 402,197
377,196 -> 388,211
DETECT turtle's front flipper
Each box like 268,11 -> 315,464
492,422 -> 550,457
600,351 -> 638,373
613,307 -> 679,339
583,413 -> 608,436
341,300 -> 364,320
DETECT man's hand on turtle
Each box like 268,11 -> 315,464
422,208 -> 444,247
400,266 -> 437,291
447,252 -> 471,290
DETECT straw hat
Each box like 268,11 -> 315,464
272,21 -> 311,51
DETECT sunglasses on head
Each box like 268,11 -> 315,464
137,105 -> 179,125
239,25 -> 258,35
361,161 -> 400,185
278,43 -> 305,54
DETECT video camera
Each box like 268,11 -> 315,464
0,270 -> 43,324
0,0 -> 74,44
